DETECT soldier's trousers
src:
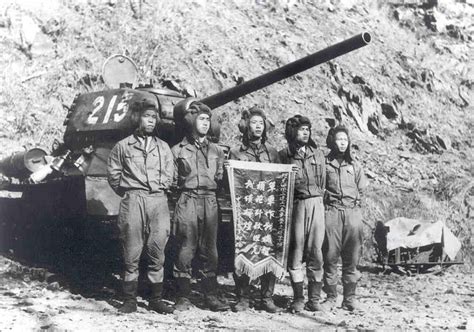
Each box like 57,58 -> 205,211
323,206 -> 363,286
288,196 -> 325,283
118,191 -> 170,283
173,192 -> 218,279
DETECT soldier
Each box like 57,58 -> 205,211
323,125 -> 367,311
279,115 -> 326,313
107,99 -> 174,314
171,102 -> 229,312
228,106 -> 280,313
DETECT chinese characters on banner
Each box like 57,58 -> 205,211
227,160 -> 295,280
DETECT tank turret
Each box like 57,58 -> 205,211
57,32 -> 371,178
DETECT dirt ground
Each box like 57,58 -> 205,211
0,255 -> 472,331
0,0 -> 473,330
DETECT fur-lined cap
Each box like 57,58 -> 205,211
188,101 -> 212,117
130,98 -> 159,130
326,125 -> 353,162
285,115 -> 312,143
326,125 -> 350,150
182,101 -> 212,134
284,115 -> 317,154
238,106 -> 267,134
130,98 -> 159,115
238,106 -> 270,145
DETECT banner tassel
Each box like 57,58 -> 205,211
235,256 -> 286,281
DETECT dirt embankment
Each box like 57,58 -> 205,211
0,0 -> 472,262
0,0 -> 473,330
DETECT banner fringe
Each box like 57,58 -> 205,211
235,256 -> 286,281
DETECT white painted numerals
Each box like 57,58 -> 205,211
86,94 -> 130,125
114,92 -> 133,122
87,96 -> 104,125
102,95 -> 117,124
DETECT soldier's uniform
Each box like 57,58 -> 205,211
279,115 -> 326,312
229,131 -> 280,313
171,103 -> 227,312
108,129 -> 174,313
323,126 -> 367,311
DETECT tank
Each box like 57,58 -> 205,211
0,33 -> 371,285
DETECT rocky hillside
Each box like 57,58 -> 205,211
0,0 -> 472,265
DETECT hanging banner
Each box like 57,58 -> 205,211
227,160 -> 295,280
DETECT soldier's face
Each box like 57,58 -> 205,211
194,113 -> 210,136
248,115 -> 264,139
296,125 -> 310,145
139,109 -> 157,134
335,131 -> 349,153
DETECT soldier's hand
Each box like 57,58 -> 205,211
291,164 -> 299,172
223,160 -> 230,169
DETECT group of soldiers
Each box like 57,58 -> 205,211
107,99 -> 367,315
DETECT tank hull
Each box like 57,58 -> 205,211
0,176 -> 235,278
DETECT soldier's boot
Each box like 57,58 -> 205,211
233,296 -> 250,312
203,277 -> 230,312
260,274 -> 278,313
305,281 -> 323,312
342,282 -> 358,312
232,275 -> 250,312
149,283 -> 175,314
289,281 -> 305,313
161,277 -> 176,302
174,277 -> 195,311
118,281 -> 138,313
321,284 -> 338,311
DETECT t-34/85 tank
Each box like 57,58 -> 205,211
0,33 -> 371,282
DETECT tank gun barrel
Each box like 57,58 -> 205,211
199,32 -> 371,110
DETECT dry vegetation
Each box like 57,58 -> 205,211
2,0 -> 471,266
0,0 -> 473,330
